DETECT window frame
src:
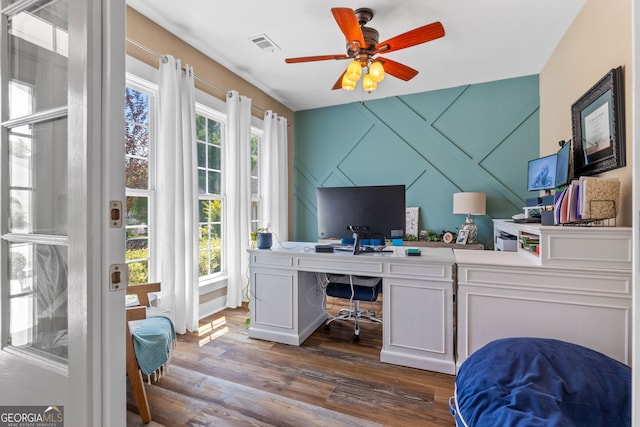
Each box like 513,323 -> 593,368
124,74 -> 157,284
195,104 -> 226,284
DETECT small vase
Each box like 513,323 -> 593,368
257,232 -> 272,249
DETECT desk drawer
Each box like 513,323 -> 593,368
297,257 -> 384,275
251,253 -> 293,268
388,262 -> 451,280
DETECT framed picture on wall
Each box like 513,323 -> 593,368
571,66 -> 625,176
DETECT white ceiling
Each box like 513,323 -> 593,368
126,0 -> 586,112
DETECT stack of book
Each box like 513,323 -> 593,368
553,177 -> 620,225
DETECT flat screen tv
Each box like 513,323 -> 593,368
316,185 -> 406,242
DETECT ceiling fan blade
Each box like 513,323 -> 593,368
285,54 -> 349,63
375,21 -> 445,54
332,72 -> 346,90
377,58 -> 419,81
331,7 -> 365,51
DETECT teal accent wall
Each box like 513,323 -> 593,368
294,75 -> 540,248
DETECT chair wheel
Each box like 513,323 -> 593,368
324,323 -> 331,331
353,334 -> 360,342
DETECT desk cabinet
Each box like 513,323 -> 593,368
382,276 -> 455,375
249,260 -> 326,346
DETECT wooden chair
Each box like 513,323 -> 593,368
126,282 -> 162,424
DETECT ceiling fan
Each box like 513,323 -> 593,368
285,7 -> 445,92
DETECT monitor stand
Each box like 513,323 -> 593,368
348,225 -> 367,255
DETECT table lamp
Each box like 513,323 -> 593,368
453,192 -> 486,244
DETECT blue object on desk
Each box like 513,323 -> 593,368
406,248 -> 421,256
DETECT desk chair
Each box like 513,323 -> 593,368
324,274 -> 382,342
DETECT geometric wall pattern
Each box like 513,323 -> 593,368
294,75 -> 540,248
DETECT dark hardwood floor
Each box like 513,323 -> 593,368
127,298 -> 456,427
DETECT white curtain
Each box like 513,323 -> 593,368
156,55 -> 199,333
225,90 -> 252,308
262,111 -> 289,240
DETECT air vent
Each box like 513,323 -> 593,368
249,34 -> 280,52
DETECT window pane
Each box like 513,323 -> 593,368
207,119 -> 220,145
196,115 -> 206,141
127,260 -> 149,285
251,202 -> 259,233
198,170 -> 206,194
208,171 -> 220,195
125,123 -> 149,157
125,87 -> 149,125
9,243 -> 68,362
8,117 -> 67,235
209,200 -> 221,222
8,0 -> 69,118
199,200 -> 208,223
126,195 -> 148,227
208,145 -> 220,170
197,142 -> 206,168
251,135 -> 259,157
126,158 -> 148,190
125,187 -> 149,287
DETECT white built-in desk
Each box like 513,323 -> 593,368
249,229 -> 632,376
248,242 -> 456,374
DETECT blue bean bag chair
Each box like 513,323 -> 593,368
450,338 -> 631,427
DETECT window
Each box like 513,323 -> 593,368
124,80 -> 155,284
124,62 -> 264,288
196,107 -> 224,279
250,128 -> 262,233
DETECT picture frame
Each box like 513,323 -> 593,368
456,230 -> 468,245
571,66 -> 625,177
405,207 -> 419,239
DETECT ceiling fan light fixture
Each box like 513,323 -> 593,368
346,60 -> 362,82
369,61 -> 385,82
363,73 -> 377,92
342,73 -> 356,90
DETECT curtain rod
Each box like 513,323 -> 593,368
126,37 -> 270,115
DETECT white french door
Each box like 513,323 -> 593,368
0,0 -> 125,425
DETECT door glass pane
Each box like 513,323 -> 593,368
9,242 -> 68,362
8,0 -> 69,119
8,117 -> 68,235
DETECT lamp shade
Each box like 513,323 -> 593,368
341,73 -> 356,90
346,60 -> 362,82
369,61 -> 385,82
363,73 -> 377,92
453,192 -> 486,215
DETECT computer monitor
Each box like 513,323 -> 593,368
527,153 -> 558,192
316,185 -> 406,242
555,140 -> 571,188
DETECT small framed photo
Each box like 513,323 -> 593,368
456,230 -> 468,244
